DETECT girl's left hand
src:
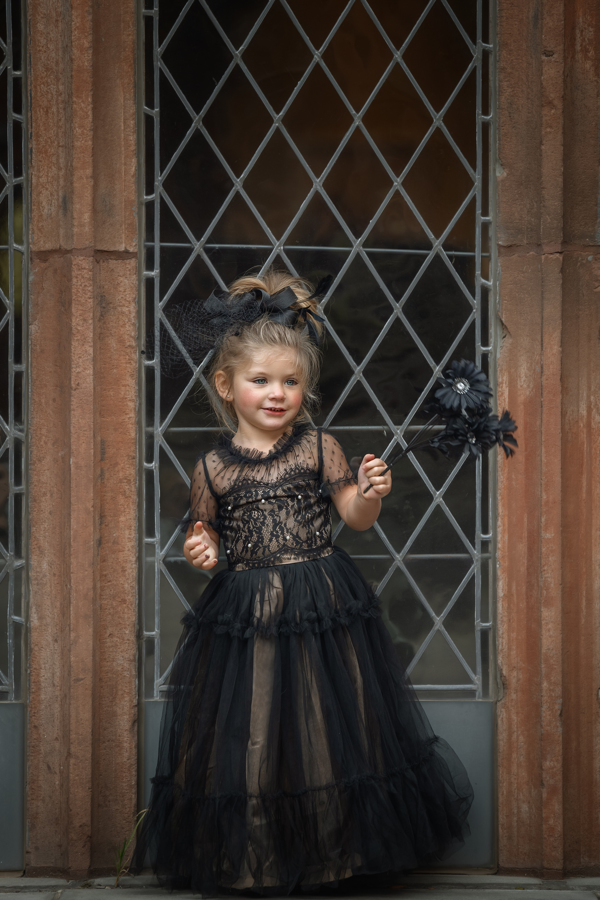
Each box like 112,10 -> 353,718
358,454 -> 392,499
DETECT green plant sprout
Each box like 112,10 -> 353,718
114,808 -> 147,887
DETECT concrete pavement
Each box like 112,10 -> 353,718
0,874 -> 599,899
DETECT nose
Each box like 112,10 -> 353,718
268,382 -> 285,399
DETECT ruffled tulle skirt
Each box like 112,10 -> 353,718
133,548 -> 473,895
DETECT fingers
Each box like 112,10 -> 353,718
362,456 -> 385,474
186,523 -> 205,547
361,455 -> 392,497
365,482 -> 391,498
196,550 -> 218,570
363,459 -> 389,476
187,539 -> 209,559
366,480 -> 391,496
365,472 -> 389,486
187,540 -> 218,570
187,540 -> 213,559
185,521 -> 218,568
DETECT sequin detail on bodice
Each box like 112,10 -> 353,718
187,426 -> 357,572
218,474 -> 333,571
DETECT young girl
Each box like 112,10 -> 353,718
135,271 -> 473,894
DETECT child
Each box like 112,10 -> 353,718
135,271 -> 473,894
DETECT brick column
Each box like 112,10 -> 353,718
496,0 -> 600,877
26,0 -> 138,877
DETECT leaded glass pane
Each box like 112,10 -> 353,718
141,0 -> 495,699
0,0 -> 25,703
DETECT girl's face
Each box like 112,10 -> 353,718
216,347 -> 304,438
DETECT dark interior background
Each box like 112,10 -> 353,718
143,0 -> 492,696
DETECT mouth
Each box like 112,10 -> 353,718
263,407 -> 287,414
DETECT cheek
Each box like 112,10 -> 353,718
237,385 -> 260,408
289,390 -> 303,412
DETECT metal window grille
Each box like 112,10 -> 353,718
140,0 -> 495,700
0,0 -> 26,703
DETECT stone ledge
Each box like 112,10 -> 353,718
0,880 -> 70,891
79,879 -> 157,890
0,894 -> 58,900
1,874 -> 599,895
400,873 -> 544,886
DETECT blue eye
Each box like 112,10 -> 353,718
254,378 -> 267,384
285,379 -> 298,386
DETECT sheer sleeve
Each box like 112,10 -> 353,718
318,430 -> 358,496
187,453 -> 219,531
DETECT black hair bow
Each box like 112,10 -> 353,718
253,286 -> 325,345
255,286 -> 299,326
159,276 -> 331,377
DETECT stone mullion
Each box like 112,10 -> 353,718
27,0 -> 138,877
539,251 -> 563,879
27,253 -> 73,874
539,0 -> 564,879
561,0 -> 600,876
68,255 -> 96,878
91,255 -> 138,874
28,0 -> 76,873
561,257 -> 600,875
496,254 -> 544,872
496,0 -> 545,873
496,0 -> 567,877
497,0 -> 600,878
90,0 -> 138,874
67,0 -> 96,877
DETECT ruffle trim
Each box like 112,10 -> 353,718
318,473 -> 357,498
216,423 -> 312,466
150,738 -> 441,798
181,595 -> 381,639
179,512 -> 220,535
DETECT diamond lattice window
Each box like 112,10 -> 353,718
141,0 -> 495,700
0,0 -> 25,703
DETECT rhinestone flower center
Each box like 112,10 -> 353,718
452,377 -> 471,395
467,432 -> 477,444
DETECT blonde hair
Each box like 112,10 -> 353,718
208,269 -> 322,430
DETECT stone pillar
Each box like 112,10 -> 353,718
496,0 -> 600,877
560,0 -> 600,877
26,0 -> 138,877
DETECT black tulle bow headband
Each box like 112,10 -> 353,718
159,275 -> 332,377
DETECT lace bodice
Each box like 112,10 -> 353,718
188,426 -> 357,571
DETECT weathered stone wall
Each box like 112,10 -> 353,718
497,0 -> 600,877
561,0 -> 600,873
26,0 -> 138,877
22,0 -> 600,879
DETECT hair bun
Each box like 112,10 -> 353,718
228,269 -> 330,339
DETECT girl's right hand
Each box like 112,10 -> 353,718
184,521 -> 219,570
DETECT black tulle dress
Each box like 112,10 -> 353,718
134,425 -> 473,895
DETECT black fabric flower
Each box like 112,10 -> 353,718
368,358 -> 517,495
492,410 -> 518,458
427,428 -> 454,458
423,397 -> 460,421
434,360 -> 492,413
439,411 -> 499,459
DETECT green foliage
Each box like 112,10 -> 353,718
114,808 -> 147,887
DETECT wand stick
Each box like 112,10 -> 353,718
363,414 -> 440,494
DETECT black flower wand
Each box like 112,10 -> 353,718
363,360 -> 518,494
